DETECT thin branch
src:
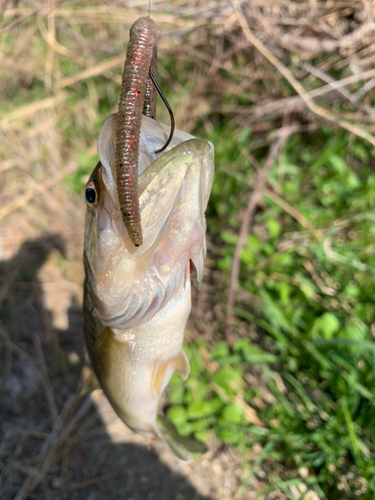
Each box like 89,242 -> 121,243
0,0 -> 65,35
231,0 -> 375,148
49,472 -> 116,496
225,126 -> 295,344
0,160 -> 76,221
301,62 -> 375,117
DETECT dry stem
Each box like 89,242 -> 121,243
232,0 -> 375,148
225,125 -> 295,344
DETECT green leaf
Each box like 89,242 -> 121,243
345,318 -> 367,342
221,230 -> 238,245
168,385 -> 184,404
238,126 -> 252,145
190,417 -> 214,432
187,399 -> 222,419
267,218 -> 281,238
220,403 -> 244,424
211,341 -> 230,359
247,234 -> 261,252
167,406 -> 187,426
212,368 -> 244,396
215,424 -> 244,445
329,154 -> 347,175
216,354 -> 243,366
234,339 -> 277,364
315,312 -> 340,339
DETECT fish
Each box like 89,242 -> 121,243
83,17 -> 214,461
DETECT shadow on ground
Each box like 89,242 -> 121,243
0,235 -> 214,500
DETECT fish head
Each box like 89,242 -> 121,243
84,114 -> 214,330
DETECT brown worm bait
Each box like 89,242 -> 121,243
143,40 -> 158,120
115,17 -> 159,247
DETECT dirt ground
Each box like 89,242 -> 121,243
0,186 -> 264,500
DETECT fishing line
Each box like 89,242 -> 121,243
147,0 -> 174,154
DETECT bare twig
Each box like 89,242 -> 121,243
14,394 -> 94,500
0,161 -> 76,221
0,438 -> 25,493
217,67 -> 375,121
0,0 -> 65,35
0,93 -> 67,130
231,0 -> 375,148
225,126 -> 295,344
263,189 -> 320,240
49,472 -> 116,496
302,62 -> 375,118
59,56 -> 123,88
33,333 -> 60,426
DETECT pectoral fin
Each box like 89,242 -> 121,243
151,350 -> 190,397
173,350 -> 190,380
78,365 -> 101,397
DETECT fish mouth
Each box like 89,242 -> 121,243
97,114 -> 198,222
91,113 -> 213,329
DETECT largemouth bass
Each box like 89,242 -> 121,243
83,17 -> 214,461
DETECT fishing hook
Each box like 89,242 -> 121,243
148,71 -> 175,154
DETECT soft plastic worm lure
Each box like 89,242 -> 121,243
115,17 -> 158,247
115,15 -> 179,247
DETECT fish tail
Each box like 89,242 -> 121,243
155,415 -> 207,462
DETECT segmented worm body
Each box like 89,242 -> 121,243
143,43 -> 158,120
115,17 -> 159,247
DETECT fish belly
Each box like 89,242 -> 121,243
84,270 -> 191,435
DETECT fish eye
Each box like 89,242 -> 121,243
86,188 -> 96,204
85,180 -> 99,207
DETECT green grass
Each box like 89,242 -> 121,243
166,128 -> 375,499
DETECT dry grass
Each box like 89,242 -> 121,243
1,1 -> 375,499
